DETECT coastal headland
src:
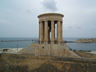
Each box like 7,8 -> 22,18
76,38 -> 96,43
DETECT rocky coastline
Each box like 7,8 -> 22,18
76,38 -> 96,43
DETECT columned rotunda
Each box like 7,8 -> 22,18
20,13 -> 79,58
38,13 -> 64,44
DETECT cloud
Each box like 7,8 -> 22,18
41,0 -> 57,11
0,19 -> 8,24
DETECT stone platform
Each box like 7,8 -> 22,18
19,43 -> 80,58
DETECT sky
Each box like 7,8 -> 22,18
0,0 -> 96,38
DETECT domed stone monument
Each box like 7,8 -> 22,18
20,13 -> 79,58
38,13 -> 64,44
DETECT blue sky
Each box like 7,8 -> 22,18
0,0 -> 96,38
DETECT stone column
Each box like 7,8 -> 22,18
39,21 -> 40,43
59,21 -> 63,44
61,22 -> 63,42
51,20 -> 55,44
57,21 -> 61,44
44,21 -> 48,44
39,21 -> 43,44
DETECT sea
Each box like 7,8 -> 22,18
0,37 -> 96,51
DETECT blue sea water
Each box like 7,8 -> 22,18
0,38 -> 37,48
0,37 -> 96,51
68,43 -> 96,51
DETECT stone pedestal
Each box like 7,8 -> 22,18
20,44 -> 80,58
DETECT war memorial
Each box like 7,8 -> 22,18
38,13 -> 63,44
19,13 -> 80,58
